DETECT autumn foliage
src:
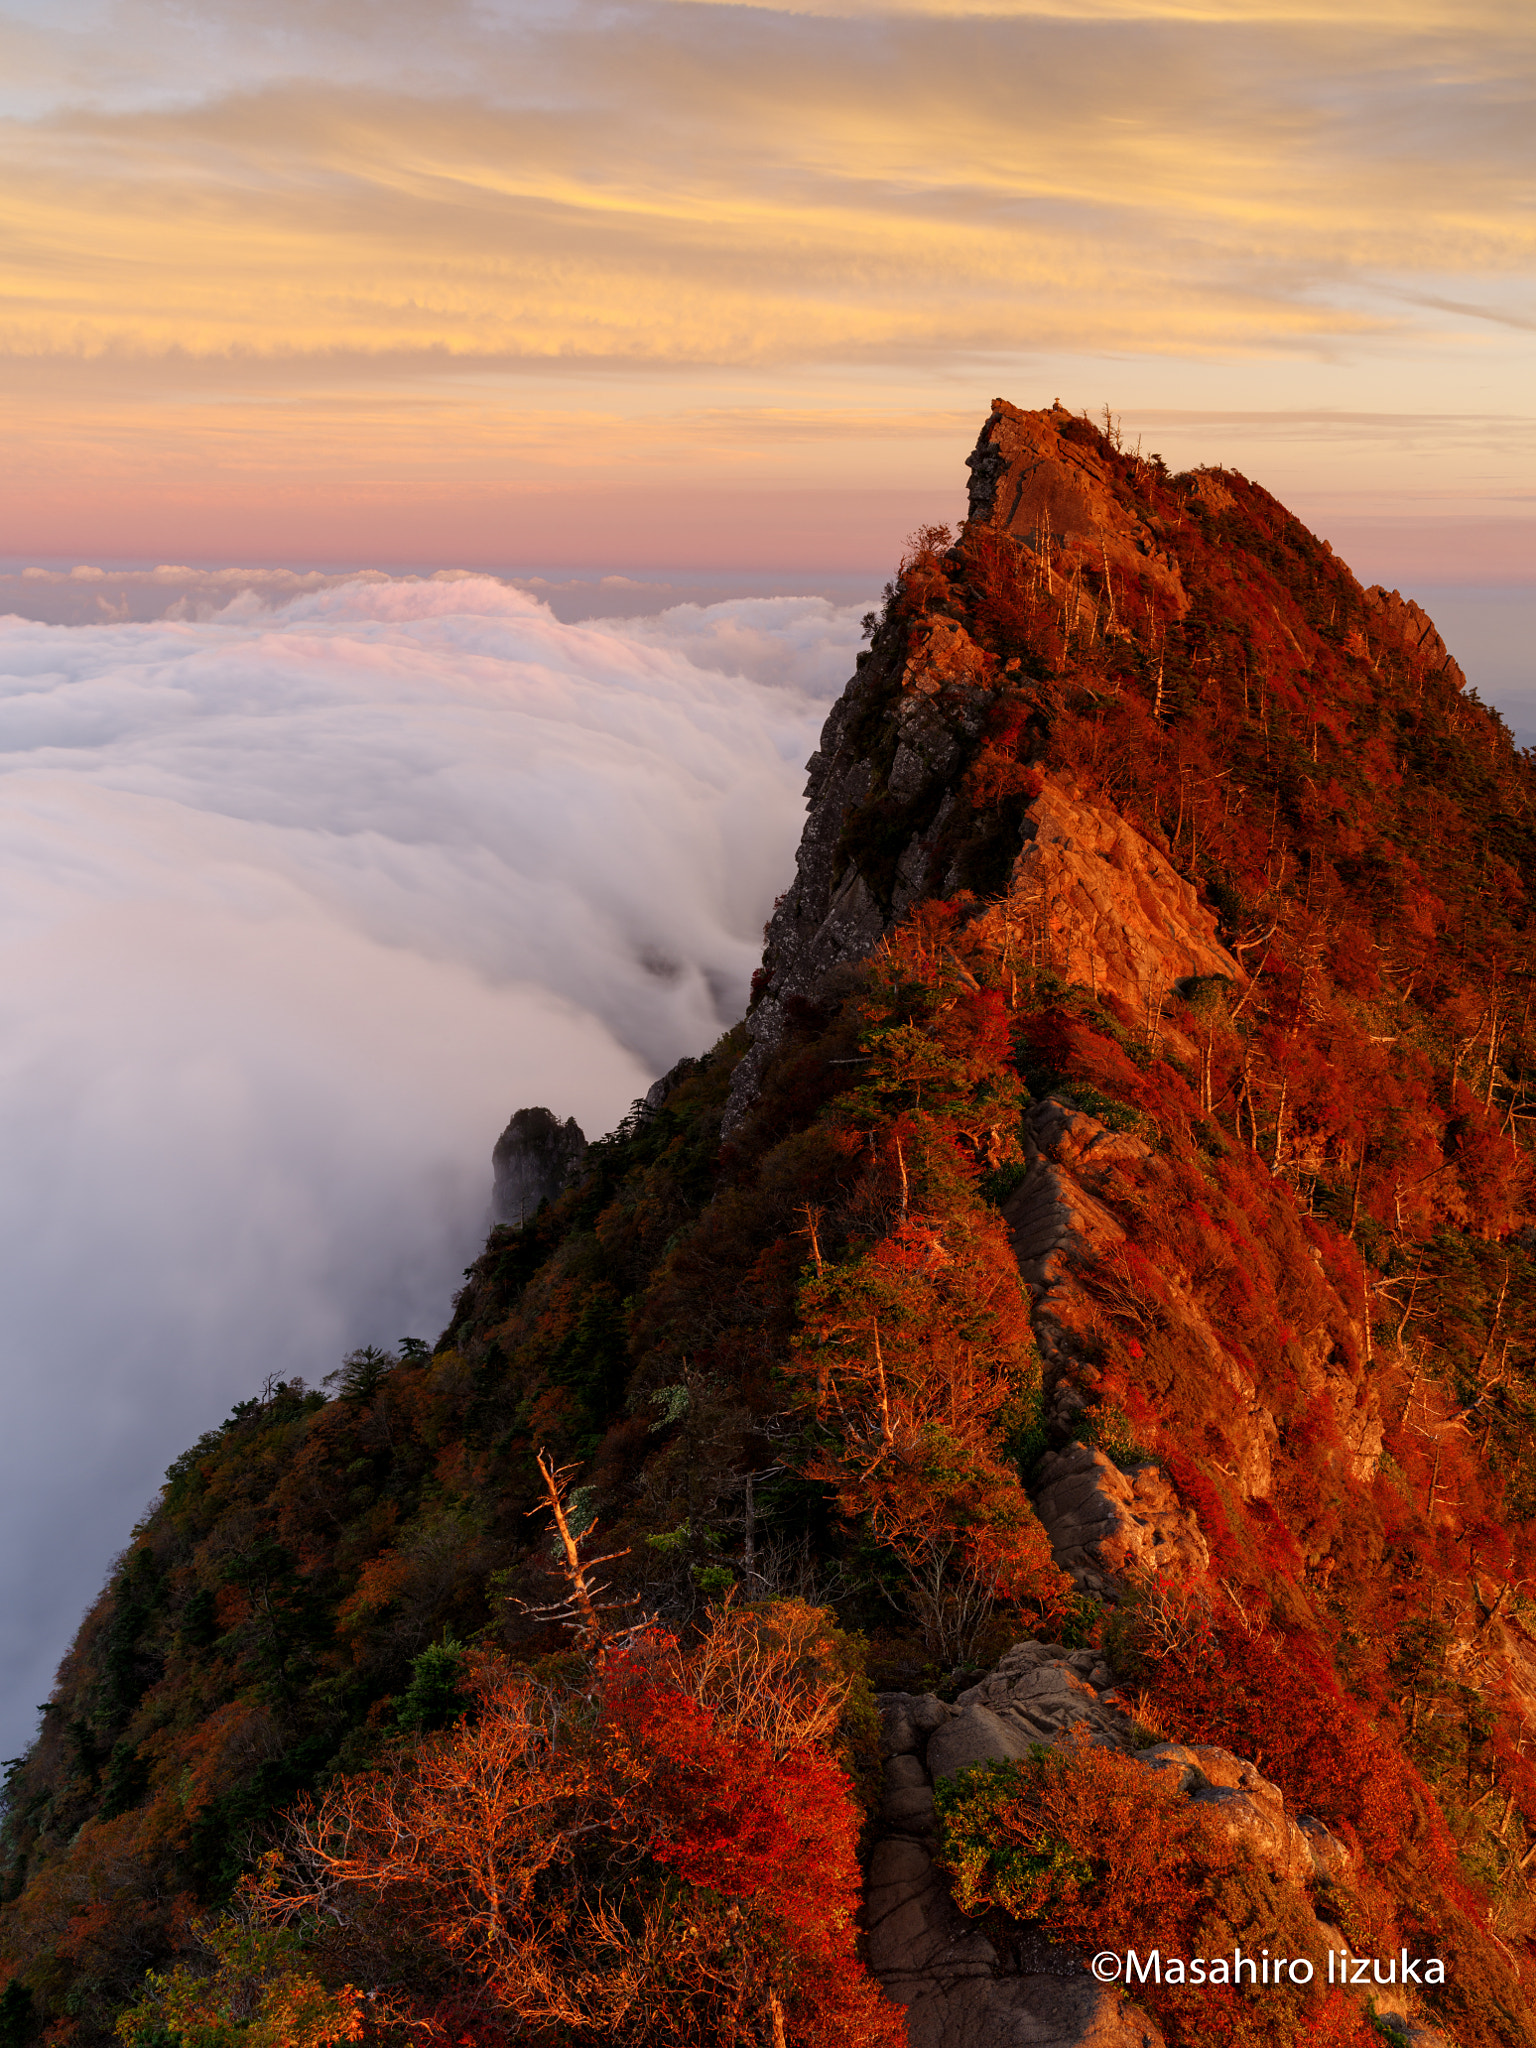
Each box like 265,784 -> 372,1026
257,1608 -> 899,2048
789,902 -> 1068,1656
936,1740 -> 1376,2048
116,1900 -> 363,2048
14,407 -> 1536,2046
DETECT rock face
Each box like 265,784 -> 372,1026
866,1637 -> 1449,2048
1030,1443 -> 1209,1597
964,401 -> 1189,617
1007,780 -> 1240,1053
1002,1093 -> 1138,1442
490,1106 -> 587,1228
721,615 -> 995,1135
1364,585 -> 1467,694
867,1644 -> 1167,2048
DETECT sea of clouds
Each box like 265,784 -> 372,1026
0,574 -> 865,1755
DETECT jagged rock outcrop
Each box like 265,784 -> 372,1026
724,395 -> 1392,1612
1136,1741 -> 1311,1879
867,1639 -> 1451,2048
1029,1443 -> 1209,1597
490,1106 -> 587,1227
1002,1094 -> 1138,1440
964,400 -> 1189,616
1364,585 -> 1468,694
722,621 -> 990,1134
1006,780 -> 1240,1057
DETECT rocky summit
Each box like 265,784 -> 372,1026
5,401 -> 1536,2048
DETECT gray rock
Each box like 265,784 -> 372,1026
490,1106 -> 586,1227
903,1977 -> 1166,2048
911,1692 -> 956,1735
889,740 -> 932,802
881,1752 -> 940,1833
878,1697 -> 921,1758
864,1625 -> 1444,2047
1191,1785 -> 1308,1874
866,1835 -> 996,1982
927,1702 -> 1037,1784
883,1783 -> 941,1836
720,605 -> 1004,1137
886,1753 -> 930,1791
1030,1442 -> 1209,1591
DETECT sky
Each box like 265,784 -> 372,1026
0,0 -> 1533,1750
0,0 -> 1531,580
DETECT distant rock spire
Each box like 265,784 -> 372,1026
491,1106 -> 586,1227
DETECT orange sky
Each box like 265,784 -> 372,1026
0,0 -> 1532,576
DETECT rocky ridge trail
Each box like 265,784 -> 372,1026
868,1639 -> 1449,2048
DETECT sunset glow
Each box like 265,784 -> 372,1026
1,0 -> 1531,573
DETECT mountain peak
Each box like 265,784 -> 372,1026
8,402 -> 1536,2048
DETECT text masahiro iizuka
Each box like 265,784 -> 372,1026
1091,1948 -> 1446,1987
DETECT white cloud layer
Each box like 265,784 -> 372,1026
0,575 -> 861,1753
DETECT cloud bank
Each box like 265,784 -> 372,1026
0,575 -> 863,1754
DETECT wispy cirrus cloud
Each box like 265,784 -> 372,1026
0,0 -> 1530,566
3,16 -> 1529,371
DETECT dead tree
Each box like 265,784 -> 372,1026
510,1448 -> 639,1648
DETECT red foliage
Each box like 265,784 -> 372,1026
1144,1615 -> 1416,1866
274,1635 -> 902,2048
601,1653 -> 899,2047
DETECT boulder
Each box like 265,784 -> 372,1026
927,1702 -> 1038,1785
1030,1442 -> 1209,1593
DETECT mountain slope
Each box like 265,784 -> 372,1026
5,400 -> 1536,2048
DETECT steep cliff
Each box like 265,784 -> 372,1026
490,1106 -> 587,1228
6,402 -> 1536,2048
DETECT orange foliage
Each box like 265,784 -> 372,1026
267,1621 -> 900,2048
936,1740 -> 1376,2048
786,903 -> 1068,1647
